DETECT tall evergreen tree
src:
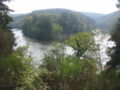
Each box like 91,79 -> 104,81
0,0 -> 14,56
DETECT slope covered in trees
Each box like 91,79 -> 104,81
10,8 -> 120,36
10,9 -> 95,41
81,12 -> 105,20
96,11 -> 120,33
10,14 -> 27,29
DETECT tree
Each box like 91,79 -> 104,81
22,14 -> 60,41
66,32 -> 97,59
0,0 -> 13,28
106,0 -> 120,90
42,43 -> 97,90
58,13 -> 82,35
0,0 -> 14,56
0,47 -> 34,90
52,23 -> 63,39
0,0 -> 17,89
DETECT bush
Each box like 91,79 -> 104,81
42,43 -> 97,90
0,47 -> 32,89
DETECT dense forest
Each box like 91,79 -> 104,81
81,12 -> 105,20
0,0 -> 120,90
10,9 -> 96,29
22,13 -> 95,41
10,9 -> 95,41
10,8 -> 120,36
96,11 -> 120,33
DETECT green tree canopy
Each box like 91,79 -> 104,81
0,0 -> 14,56
66,32 -> 97,59
21,12 -> 95,41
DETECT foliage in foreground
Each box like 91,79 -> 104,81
0,47 -> 32,89
41,37 -> 98,90
0,32 -> 120,90
66,32 -> 97,58
0,0 -> 14,56
15,32 -> 120,90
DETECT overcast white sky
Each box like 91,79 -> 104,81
7,0 -> 118,14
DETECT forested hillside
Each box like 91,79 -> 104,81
96,11 -> 120,33
81,12 -> 105,20
10,14 -> 27,29
10,9 -> 120,36
10,9 -> 95,41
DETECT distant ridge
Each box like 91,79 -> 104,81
10,9 -> 120,34
81,12 -> 105,20
10,8 -> 95,32
10,14 -> 24,17
96,10 -> 120,33
31,8 -> 73,14
32,9 -> 106,20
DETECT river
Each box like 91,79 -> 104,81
12,29 -> 52,66
12,29 -> 114,67
12,29 -> 73,66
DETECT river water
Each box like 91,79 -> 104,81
12,29 -> 114,66
12,29 -> 73,66
12,29 -> 52,65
